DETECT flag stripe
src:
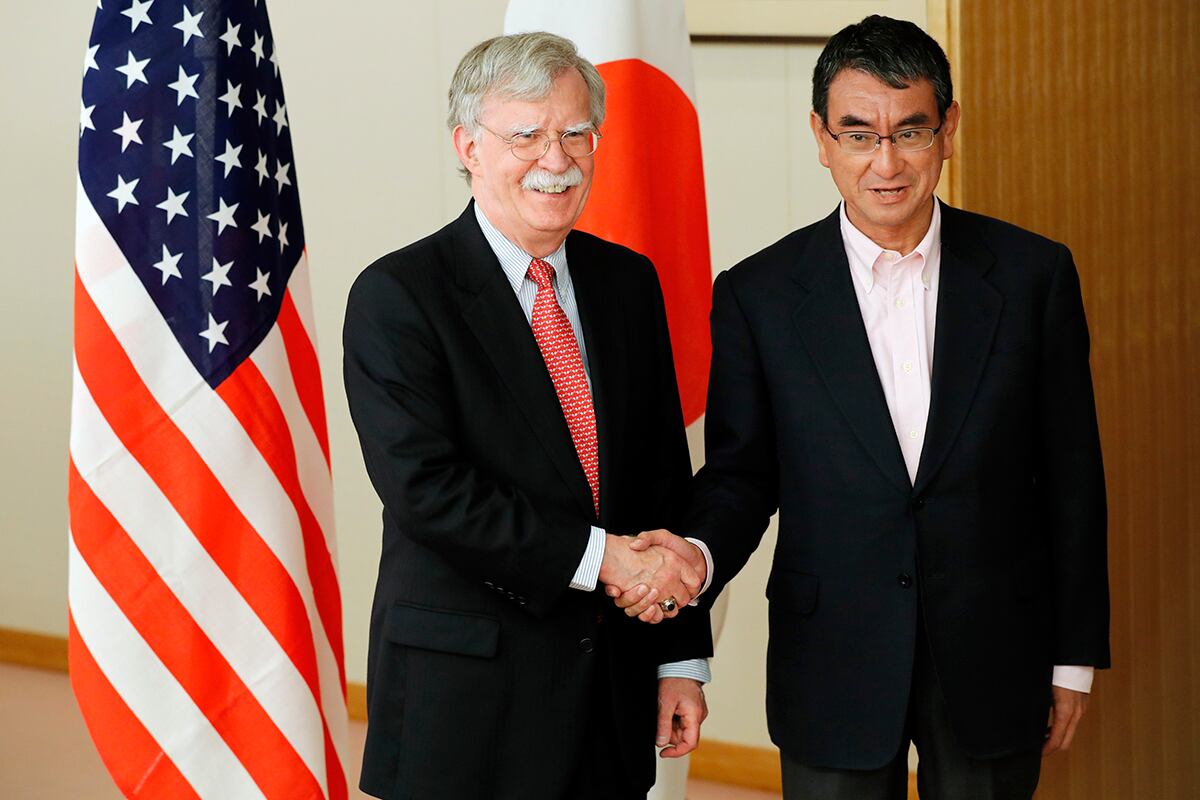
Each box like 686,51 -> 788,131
68,617 -> 201,800
69,362 -> 331,786
216,358 -> 345,687
250,325 -> 337,559
68,538 -> 265,799
69,460 -> 327,798
72,269 -> 326,708
277,291 -> 332,465
286,252 -> 323,365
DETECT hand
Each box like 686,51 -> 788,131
1043,685 -> 1089,755
598,535 -> 700,624
657,678 -> 707,758
609,530 -> 708,623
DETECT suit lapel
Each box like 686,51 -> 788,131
792,210 -> 912,494
912,206 -> 1002,495
567,232 -> 626,524
451,204 -> 595,517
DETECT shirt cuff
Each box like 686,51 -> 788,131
684,537 -> 714,606
657,658 -> 711,684
569,526 -> 606,591
1052,665 -> 1094,693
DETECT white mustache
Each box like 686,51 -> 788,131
521,166 -> 583,193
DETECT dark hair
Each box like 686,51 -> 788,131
812,15 -> 953,123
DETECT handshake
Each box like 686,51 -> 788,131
598,530 -> 707,623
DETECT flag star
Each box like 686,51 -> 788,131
254,149 -> 270,185
84,44 -> 99,74
203,257 -> 234,295
252,91 -> 268,125
155,187 -> 189,224
276,220 -> 289,252
80,101 -> 96,137
112,111 -> 143,151
248,268 -> 272,300
219,19 -> 241,55
272,101 -> 288,134
214,139 -> 243,178
250,210 -> 273,243
218,80 -> 242,117
206,198 -> 239,234
269,46 -> 280,76
274,160 -> 292,191
167,65 -> 200,105
115,50 -> 151,88
107,175 -> 139,212
250,32 -> 265,65
162,125 -> 194,163
121,0 -> 154,33
151,244 -> 182,284
173,5 -> 204,45
199,313 -> 229,352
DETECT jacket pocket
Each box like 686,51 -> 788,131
766,569 -> 819,615
385,602 -> 500,658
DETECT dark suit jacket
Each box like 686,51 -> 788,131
343,203 -> 712,799
684,203 -> 1109,769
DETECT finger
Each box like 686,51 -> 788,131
680,566 -> 701,593
1060,702 -> 1086,751
628,536 -> 651,552
613,584 -> 648,609
662,703 -> 701,758
638,605 -> 664,624
605,584 -> 620,598
1042,705 -> 1067,755
626,587 -> 659,618
655,694 -> 674,748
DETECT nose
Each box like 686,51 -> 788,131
871,139 -> 905,179
537,137 -> 572,172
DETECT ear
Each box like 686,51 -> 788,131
940,101 -> 961,160
452,125 -> 481,177
810,110 -> 832,169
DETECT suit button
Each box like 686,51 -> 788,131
595,613 -> 606,625
912,498 -> 928,509
898,573 -> 913,588
579,637 -> 595,654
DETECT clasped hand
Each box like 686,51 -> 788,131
598,530 -> 708,623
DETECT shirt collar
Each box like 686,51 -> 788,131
839,198 -> 942,293
474,202 -> 569,294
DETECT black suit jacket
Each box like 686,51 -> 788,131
684,203 -> 1109,769
344,203 -> 712,799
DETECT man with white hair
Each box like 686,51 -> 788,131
344,32 -> 712,799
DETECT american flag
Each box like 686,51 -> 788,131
69,1 -> 347,797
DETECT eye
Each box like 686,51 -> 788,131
511,132 -> 538,142
896,129 -> 921,141
846,133 -> 873,144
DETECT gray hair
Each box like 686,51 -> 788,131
448,32 -> 606,180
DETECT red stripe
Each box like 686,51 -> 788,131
71,273 -> 332,730
68,616 -> 200,799
278,291 -> 331,466
69,461 -> 326,798
217,359 -> 346,688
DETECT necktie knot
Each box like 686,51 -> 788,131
526,258 -> 555,290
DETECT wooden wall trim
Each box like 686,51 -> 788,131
0,626 -> 68,672
1,627 -> 917,796
925,0 -> 962,208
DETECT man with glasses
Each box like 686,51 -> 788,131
343,32 -> 712,800
621,15 -> 1109,799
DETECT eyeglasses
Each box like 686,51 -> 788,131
481,125 -> 601,161
824,125 -> 942,154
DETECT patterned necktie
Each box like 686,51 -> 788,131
526,258 -> 599,516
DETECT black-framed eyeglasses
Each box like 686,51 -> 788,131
481,125 -> 601,161
824,125 -> 942,154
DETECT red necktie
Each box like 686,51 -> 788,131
526,258 -> 599,515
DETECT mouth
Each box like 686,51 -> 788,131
530,184 -> 571,195
870,187 -> 908,197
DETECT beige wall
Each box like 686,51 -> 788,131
2,0 -> 921,752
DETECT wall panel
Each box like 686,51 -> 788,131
956,1 -> 1199,797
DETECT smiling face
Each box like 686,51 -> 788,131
453,68 -> 596,257
811,69 -> 959,253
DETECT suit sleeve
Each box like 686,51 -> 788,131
682,271 -> 780,602
343,264 -> 591,618
1037,245 -> 1110,668
641,258 -> 715,663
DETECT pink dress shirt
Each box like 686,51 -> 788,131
839,200 -> 1093,694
